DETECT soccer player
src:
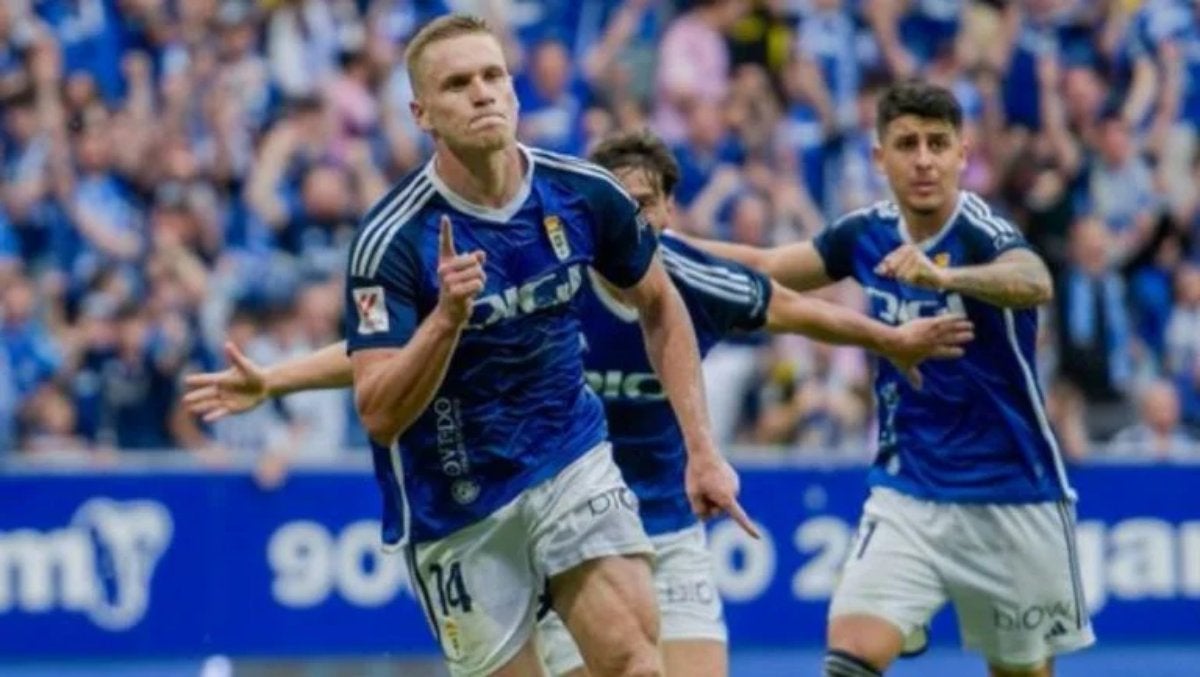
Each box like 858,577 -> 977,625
185,128 -> 973,676
335,14 -> 745,677
688,81 -> 1095,677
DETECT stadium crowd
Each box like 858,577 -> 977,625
1,0 -> 1198,466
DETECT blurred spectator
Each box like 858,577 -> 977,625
1086,112 -> 1158,266
515,38 -> 590,154
1055,217 -> 1135,439
1107,380 -> 1199,460
35,0 -> 126,103
1,275 -> 61,411
653,0 -> 746,144
266,0 -> 348,98
673,100 -> 744,209
21,384 -> 89,454
753,337 -> 870,455
1,0 -> 1195,461
863,0 -> 965,79
1165,262 -> 1200,431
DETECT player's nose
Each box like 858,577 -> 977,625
468,78 -> 495,105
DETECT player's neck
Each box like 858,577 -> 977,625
899,199 -> 957,244
434,144 -> 525,209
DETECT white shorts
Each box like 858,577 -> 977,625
829,487 -> 1096,667
538,522 -> 726,676
406,442 -> 653,677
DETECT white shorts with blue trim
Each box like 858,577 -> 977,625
829,487 -> 1096,667
405,442 -> 652,677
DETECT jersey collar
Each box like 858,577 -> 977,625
425,144 -> 534,223
898,191 -> 965,251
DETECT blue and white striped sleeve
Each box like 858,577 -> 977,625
960,193 -> 1031,263
660,239 -> 772,334
343,176 -> 435,353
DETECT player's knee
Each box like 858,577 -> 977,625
590,640 -> 662,677
827,615 -> 901,672
824,649 -> 883,677
988,660 -> 1051,677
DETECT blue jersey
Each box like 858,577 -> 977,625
813,192 -> 1073,504
346,145 -> 658,545
578,232 -> 771,536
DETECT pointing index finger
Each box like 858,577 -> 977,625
439,215 -> 456,261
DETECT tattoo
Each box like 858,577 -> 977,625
943,250 -> 1053,308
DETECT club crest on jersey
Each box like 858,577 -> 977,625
352,286 -> 389,335
933,252 -> 950,268
544,215 -> 571,260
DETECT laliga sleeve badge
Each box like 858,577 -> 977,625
352,286 -> 389,335
933,252 -> 950,268
544,215 -> 571,261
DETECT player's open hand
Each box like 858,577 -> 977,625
884,315 -> 975,389
686,452 -> 760,539
436,215 -> 487,327
875,244 -> 948,291
182,342 -> 269,422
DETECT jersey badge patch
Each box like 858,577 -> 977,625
353,286 -> 389,335
544,215 -> 571,261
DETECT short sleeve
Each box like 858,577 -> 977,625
344,232 -> 425,352
660,238 -> 771,334
812,215 -> 860,281
589,177 -> 659,288
960,199 -> 1031,264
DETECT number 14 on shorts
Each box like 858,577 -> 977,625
430,561 -> 473,614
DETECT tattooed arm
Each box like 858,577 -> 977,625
877,246 -> 1054,309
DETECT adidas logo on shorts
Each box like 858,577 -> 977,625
1044,621 -> 1069,641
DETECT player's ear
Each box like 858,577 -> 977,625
410,98 -> 433,134
872,141 -> 885,174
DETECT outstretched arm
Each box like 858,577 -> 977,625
683,238 -> 836,292
183,341 -> 352,422
618,259 -> 758,538
765,282 -> 974,388
767,280 -> 972,353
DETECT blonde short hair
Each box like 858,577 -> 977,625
404,14 -> 495,93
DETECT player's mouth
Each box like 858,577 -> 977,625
471,112 -> 506,126
911,179 -> 939,196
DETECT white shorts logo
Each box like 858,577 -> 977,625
353,286 -> 389,335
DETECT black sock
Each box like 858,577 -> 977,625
824,649 -> 883,676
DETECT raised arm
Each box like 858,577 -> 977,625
350,216 -> 486,446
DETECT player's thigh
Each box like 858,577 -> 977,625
948,501 -> 1095,669
550,554 -> 661,677
525,442 -> 660,676
651,524 -> 727,677
536,607 -> 588,677
828,488 -> 949,670
407,506 -> 541,677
